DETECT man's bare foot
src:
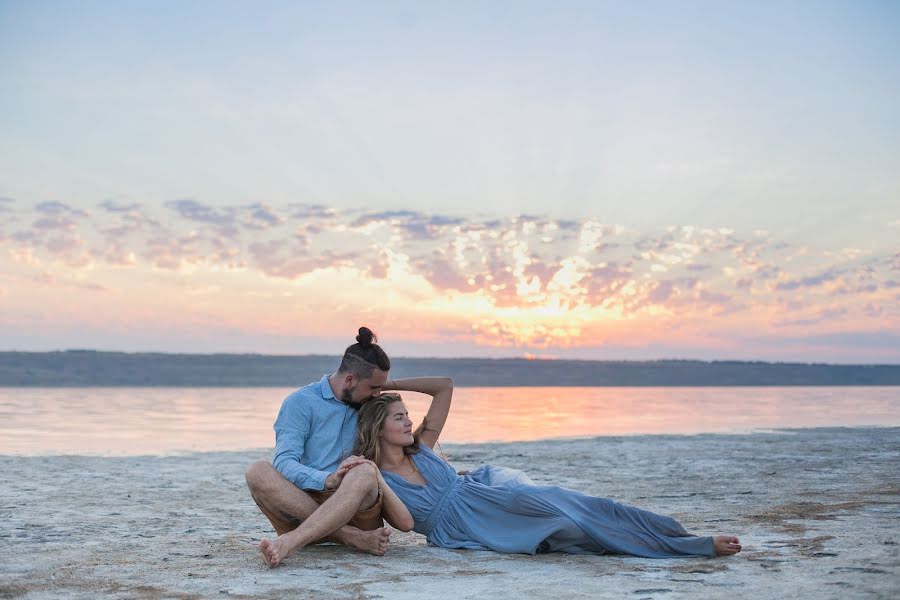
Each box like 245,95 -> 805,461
340,526 -> 392,556
714,536 -> 742,556
259,536 -> 292,568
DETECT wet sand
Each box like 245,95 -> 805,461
2,427 -> 898,599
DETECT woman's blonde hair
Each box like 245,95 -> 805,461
353,393 -> 423,465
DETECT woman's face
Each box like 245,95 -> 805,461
380,401 -> 414,447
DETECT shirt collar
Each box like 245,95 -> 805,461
319,374 -> 338,401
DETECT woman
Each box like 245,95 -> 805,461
355,377 -> 742,558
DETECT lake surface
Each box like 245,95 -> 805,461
1,386 -> 898,456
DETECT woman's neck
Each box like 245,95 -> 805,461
378,442 -> 408,470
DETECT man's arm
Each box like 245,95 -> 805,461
272,400 -> 332,491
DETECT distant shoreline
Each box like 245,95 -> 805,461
2,350 -> 899,386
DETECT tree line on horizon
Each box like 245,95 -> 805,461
1,350 -> 898,387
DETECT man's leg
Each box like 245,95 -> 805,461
256,462 -> 387,568
245,461 -> 389,554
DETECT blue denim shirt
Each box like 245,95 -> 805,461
272,375 -> 357,491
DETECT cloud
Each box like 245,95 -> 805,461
248,239 -> 358,279
45,233 -> 93,267
465,318 -> 585,349
352,210 -> 421,227
20,269 -> 106,292
288,203 -> 337,219
4,198 -> 897,352
774,330 -> 900,350
634,231 -> 677,254
774,307 -> 848,327
143,232 -> 206,270
647,280 -> 675,304
99,240 -> 137,266
45,235 -> 83,254
698,289 -> 732,306
163,199 -> 295,235
582,262 -> 632,306
257,250 -> 358,279
240,203 -> 284,230
627,276 -> 726,314
34,201 -> 88,218
687,263 -> 712,272
97,201 -> 162,239
32,215 -> 78,231
890,252 -> 900,272
9,231 -> 37,244
247,239 -> 282,261
0,197 -> 14,212
775,268 -> 842,291
751,264 -> 781,279
351,210 -> 466,239
412,250 -> 477,293
100,199 -> 143,213
166,198 -> 235,226
364,249 -> 391,279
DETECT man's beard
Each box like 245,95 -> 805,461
341,385 -> 362,408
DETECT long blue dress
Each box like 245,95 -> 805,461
381,444 -> 714,558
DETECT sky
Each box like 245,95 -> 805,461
1,1 -> 898,362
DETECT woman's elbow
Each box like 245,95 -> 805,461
397,516 -> 415,532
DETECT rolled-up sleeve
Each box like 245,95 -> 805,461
272,398 -> 330,491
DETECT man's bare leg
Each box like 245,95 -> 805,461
244,460 -> 388,554
257,463 -> 387,568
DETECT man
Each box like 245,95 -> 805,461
245,327 -> 392,565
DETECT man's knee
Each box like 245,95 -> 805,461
245,459 -> 275,493
343,462 -> 378,489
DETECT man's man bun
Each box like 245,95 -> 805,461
356,327 -> 376,347
337,326 -> 390,378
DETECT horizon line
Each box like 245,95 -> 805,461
3,348 -> 899,368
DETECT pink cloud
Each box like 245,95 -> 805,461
1,198 -> 896,357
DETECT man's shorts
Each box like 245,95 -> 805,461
308,488 -> 384,531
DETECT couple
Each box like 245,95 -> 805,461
246,328 -> 742,568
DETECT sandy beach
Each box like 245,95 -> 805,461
2,427 -> 898,599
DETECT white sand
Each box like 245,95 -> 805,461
2,427 -> 898,599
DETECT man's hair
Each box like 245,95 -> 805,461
338,326 -> 391,379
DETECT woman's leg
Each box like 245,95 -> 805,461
509,485 -> 740,558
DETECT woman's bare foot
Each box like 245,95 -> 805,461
714,536 -> 742,556
342,527 -> 391,556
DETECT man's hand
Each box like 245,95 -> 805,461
324,455 -> 371,490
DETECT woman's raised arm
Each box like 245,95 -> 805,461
383,377 -> 453,449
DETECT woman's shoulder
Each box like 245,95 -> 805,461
411,442 -> 440,459
407,443 -> 447,471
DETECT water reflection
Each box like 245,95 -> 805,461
0,386 -> 897,456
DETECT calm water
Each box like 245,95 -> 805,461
1,386 -> 898,456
